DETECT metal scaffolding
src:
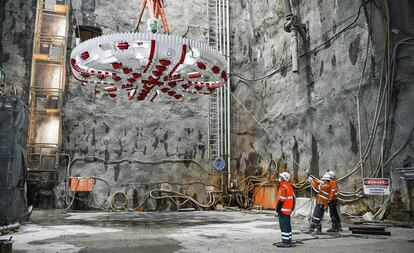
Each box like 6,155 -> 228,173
27,0 -> 69,179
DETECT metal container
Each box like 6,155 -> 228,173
70,177 -> 95,192
253,183 -> 277,209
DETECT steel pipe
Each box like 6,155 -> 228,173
291,28 -> 298,73
283,0 -> 292,16
226,0 -> 231,188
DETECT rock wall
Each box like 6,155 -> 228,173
0,0 -> 36,102
59,0 -> 218,209
1,0 -> 413,213
230,0 -> 414,211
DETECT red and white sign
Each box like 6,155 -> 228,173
363,178 -> 390,195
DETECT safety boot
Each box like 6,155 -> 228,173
274,242 -> 292,248
313,223 -> 322,235
336,222 -> 343,232
327,223 -> 338,233
307,222 -> 316,234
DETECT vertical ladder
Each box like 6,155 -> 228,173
208,94 -> 219,159
207,0 -> 218,49
207,0 -> 232,187
207,0 -> 221,160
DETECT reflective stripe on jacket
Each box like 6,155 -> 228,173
311,179 -> 331,207
329,180 -> 338,202
276,181 -> 295,215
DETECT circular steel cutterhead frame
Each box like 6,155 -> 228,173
70,32 -> 228,101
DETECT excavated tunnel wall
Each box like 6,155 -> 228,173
58,0 -> 217,210
230,0 -> 414,215
1,0 -> 413,215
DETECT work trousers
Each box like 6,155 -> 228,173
311,204 -> 325,224
279,213 -> 292,243
329,200 -> 341,224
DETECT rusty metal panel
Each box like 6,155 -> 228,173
253,184 -> 277,209
70,177 -> 95,192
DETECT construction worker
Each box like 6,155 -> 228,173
307,173 -> 331,234
326,170 -> 342,232
275,172 -> 295,248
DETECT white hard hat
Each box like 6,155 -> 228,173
327,170 -> 335,179
279,172 -> 291,181
322,173 -> 331,181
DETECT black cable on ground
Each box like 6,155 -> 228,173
294,232 -> 387,244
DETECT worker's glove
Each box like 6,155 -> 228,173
275,206 -> 280,217
307,176 -> 313,183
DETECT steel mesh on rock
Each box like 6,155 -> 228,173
0,95 -> 29,225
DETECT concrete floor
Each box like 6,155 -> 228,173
1,210 -> 414,253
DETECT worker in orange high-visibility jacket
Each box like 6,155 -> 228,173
307,173 -> 331,234
274,172 -> 295,248
326,170 -> 342,232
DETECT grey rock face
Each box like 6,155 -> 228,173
1,0 -> 413,213
230,0 -> 414,207
0,0 -> 36,102
62,0 -> 214,209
